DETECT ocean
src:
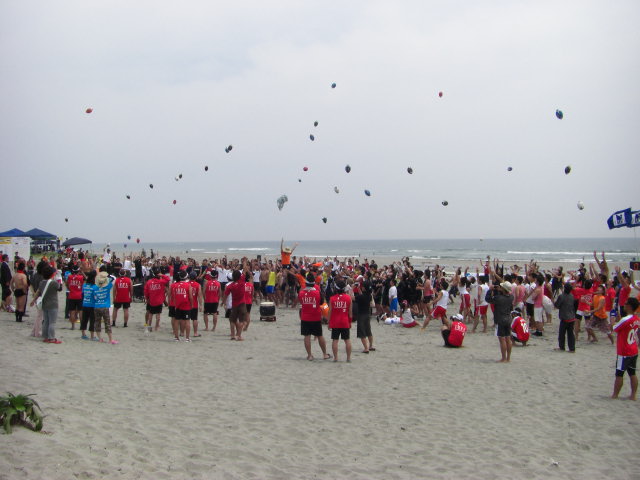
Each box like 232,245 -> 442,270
93,238 -> 640,265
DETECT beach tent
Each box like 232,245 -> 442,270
0,228 -> 26,237
24,228 -> 56,239
62,237 -> 92,247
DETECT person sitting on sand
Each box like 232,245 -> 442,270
611,297 -> 640,400
328,280 -> 352,362
299,272 -> 331,360
442,314 -> 467,348
510,308 -> 529,346
399,300 -> 418,328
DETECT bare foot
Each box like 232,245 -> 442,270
323,354 -> 331,360
629,395 -> 636,401
307,355 -> 314,361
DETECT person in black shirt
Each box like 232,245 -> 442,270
486,281 -> 514,363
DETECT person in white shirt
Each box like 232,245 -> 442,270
388,280 -> 398,315
473,276 -> 491,333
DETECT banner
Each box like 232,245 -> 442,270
607,208 -> 632,229
628,210 -> 640,228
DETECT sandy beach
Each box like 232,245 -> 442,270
1,290 -> 638,480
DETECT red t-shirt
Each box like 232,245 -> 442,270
67,274 -> 84,300
204,279 -> 220,303
171,281 -> 191,311
613,314 -> 640,356
573,287 -> 594,312
114,277 -> 133,303
448,321 -> 467,347
189,281 -> 201,309
510,316 -> 530,342
299,288 -> 321,322
619,286 -> 632,308
145,276 -> 169,306
329,293 -> 351,329
605,287 -> 616,311
244,281 -> 254,305
225,280 -> 246,307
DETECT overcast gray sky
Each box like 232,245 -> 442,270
1,0 -> 639,243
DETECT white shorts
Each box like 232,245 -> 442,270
533,307 -> 543,323
542,296 -> 553,314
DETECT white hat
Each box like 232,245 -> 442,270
500,281 -> 513,294
452,314 -> 464,321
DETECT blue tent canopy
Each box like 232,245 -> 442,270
0,228 -> 26,237
23,228 -> 56,239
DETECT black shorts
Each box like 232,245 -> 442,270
442,329 -> 459,348
615,355 -> 637,377
253,282 -> 260,292
525,303 -> 534,317
147,304 -> 162,315
225,308 -> 231,319
13,288 -> 26,298
246,304 -> 252,313
356,316 -> 372,338
220,282 -> 227,293
114,302 -> 130,309
190,308 -> 198,321
204,302 -> 219,314
1,285 -> 10,300
283,264 -> 291,270
495,323 -> 512,337
68,298 -> 83,311
168,306 -> 176,318
175,309 -> 190,320
423,295 -> 433,303
301,321 -> 323,337
229,303 -> 247,322
331,328 -> 350,340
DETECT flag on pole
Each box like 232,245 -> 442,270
607,208 -> 632,229
627,209 -> 640,228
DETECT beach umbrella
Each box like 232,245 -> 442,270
62,237 -> 92,247
555,109 -> 564,120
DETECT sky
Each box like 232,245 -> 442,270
1,0 -> 639,243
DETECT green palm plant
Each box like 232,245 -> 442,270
0,393 -> 43,434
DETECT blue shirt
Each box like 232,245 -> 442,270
93,280 -> 113,308
82,284 -> 97,308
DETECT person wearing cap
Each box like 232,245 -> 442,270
144,267 -> 170,331
486,281 -> 514,363
280,238 -> 298,270
510,308 -> 530,346
442,314 -> 467,347
65,266 -> 84,329
299,272 -> 331,360
222,267 -> 248,341
112,269 -> 133,328
328,280 -> 353,362
202,269 -> 221,331
170,270 -> 194,342
93,267 -> 118,344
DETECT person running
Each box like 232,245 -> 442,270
170,270 -> 193,342
202,270 -> 220,331
554,283 -> 576,352
298,272 -> 331,360
112,269 -> 133,328
611,298 -> 640,400
66,266 -> 84,330
93,269 -> 117,344
10,262 -> 28,323
328,280 -> 353,362
223,269 -> 247,341
188,271 -> 203,337
442,314 -> 467,348
486,281 -> 514,363
510,308 -> 530,346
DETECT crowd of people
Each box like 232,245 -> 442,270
2,246 -> 639,399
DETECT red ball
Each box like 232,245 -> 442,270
303,166 -> 308,172
86,108 -> 93,113
438,92 -> 443,98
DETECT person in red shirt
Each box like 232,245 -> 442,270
328,280 -> 353,362
66,266 -> 84,330
441,314 -> 467,348
611,298 -> 640,400
615,266 -> 632,318
222,269 -> 247,341
170,271 -> 194,342
112,269 -> 133,328
144,268 -> 170,331
243,279 -> 254,332
203,270 -> 221,331
510,308 -> 530,346
299,273 -> 331,360
188,272 -> 203,337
